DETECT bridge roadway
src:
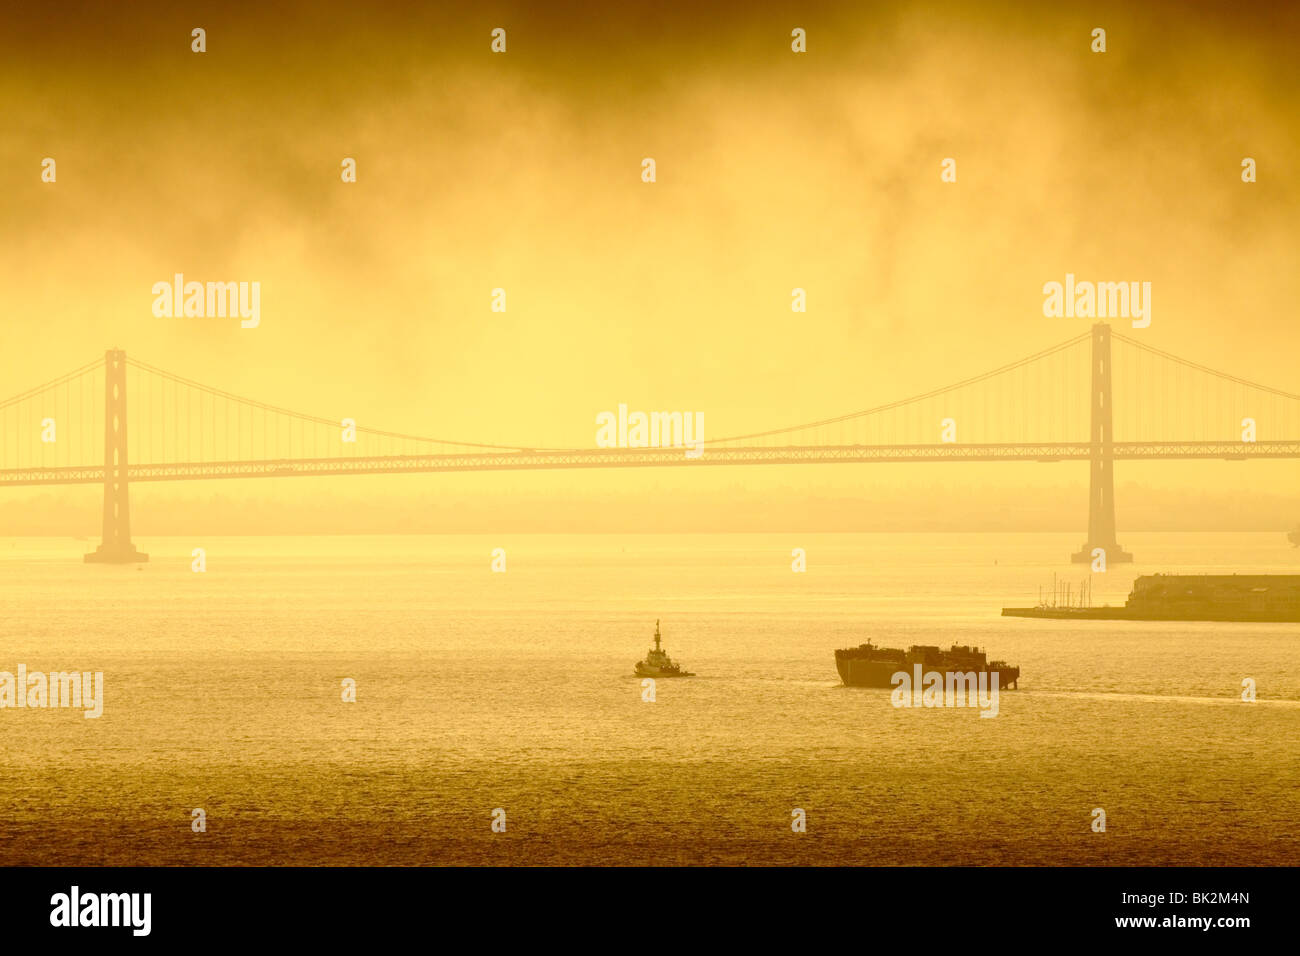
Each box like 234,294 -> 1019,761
4,440 -> 1300,486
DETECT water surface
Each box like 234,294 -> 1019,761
1,532 -> 1296,865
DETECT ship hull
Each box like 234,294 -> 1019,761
634,663 -> 692,677
835,657 -> 900,688
836,656 -> 1019,689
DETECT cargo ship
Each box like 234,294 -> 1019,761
634,620 -> 694,677
835,642 -> 1019,689
1003,574 -> 1300,623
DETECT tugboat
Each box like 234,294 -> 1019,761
635,620 -> 694,677
835,642 -> 1019,689
1288,526 -> 1300,548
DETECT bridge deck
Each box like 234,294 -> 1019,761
4,441 -> 1299,486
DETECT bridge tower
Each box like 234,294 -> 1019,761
1072,324 -> 1132,564
84,349 -> 148,564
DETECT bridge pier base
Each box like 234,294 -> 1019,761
84,543 -> 149,564
84,349 -> 148,565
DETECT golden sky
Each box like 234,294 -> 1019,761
2,0 -> 1298,533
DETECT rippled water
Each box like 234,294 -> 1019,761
1,532 -> 1296,865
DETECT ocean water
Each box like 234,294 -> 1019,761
1,532 -> 1297,866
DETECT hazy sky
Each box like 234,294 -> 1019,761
2,0 -> 1298,533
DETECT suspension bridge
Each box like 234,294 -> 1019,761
2,324 -> 1298,564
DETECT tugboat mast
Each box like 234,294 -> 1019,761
654,619 -> 661,652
